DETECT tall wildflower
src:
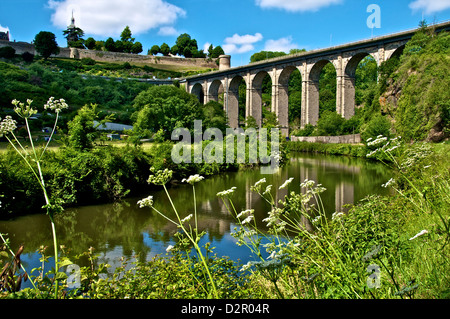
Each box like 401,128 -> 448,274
0,97 -> 69,298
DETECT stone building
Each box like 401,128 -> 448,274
0,31 -> 10,41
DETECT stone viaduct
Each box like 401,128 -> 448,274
184,21 -> 450,136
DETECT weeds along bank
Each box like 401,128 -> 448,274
0,138 -> 289,217
1,136 -> 448,299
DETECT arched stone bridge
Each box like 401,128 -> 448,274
185,21 -> 450,136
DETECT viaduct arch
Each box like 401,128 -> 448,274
185,22 -> 450,136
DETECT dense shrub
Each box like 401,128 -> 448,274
360,114 -> 392,143
0,46 -> 16,59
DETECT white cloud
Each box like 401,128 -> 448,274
0,25 -> 12,40
47,0 -> 186,37
158,26 -> 179,36
264,36 -> 298,52
409,0 -> 450,14
255,0 -> 342,12
203,42 -> 211,52
223,33 -> 263,54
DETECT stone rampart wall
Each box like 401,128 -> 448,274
70,48 -> 218,68
0,41 -> 218,69
0,41 -> 71,58
290,134 -> 361,144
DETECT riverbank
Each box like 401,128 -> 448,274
98,139 -> 449,299
1,139 -> 448,299
287,140 -> 367,157
0,136 -> 289,217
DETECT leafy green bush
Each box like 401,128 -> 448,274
0,46 -> 16,59
360,114 -> 392,143
314,111 -> 345,136
292,124 -> 314,136
131,85 -> 203,140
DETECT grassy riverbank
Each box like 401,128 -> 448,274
2,138 -> 448,299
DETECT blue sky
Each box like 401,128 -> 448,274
1,0 -> 450,67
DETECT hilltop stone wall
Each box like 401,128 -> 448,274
0,41 -> 71,58
0,40 -> 218,69
70,48 -> 218,69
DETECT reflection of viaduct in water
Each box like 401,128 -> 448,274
150,157 -> 361,239
295,157 -> 356,213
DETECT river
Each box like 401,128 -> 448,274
0,153 -> 391,285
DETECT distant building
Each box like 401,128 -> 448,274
0,31 -> 9,41
93,121 -> 133,132
66,13 -> 77,43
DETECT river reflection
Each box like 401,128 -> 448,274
0,153 -> 391,283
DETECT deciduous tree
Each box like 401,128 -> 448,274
34,31 -> 60,60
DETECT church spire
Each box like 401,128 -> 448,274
68,10 -> 75,28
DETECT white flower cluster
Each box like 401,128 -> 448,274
366,136 -> 402,158
300,179 -> 316,188
262,184 -> 272,195
409,229 -> 428,241
137,195 -> 154,208
237,209 -> 254,225
180,214 -> 193,224
381,178 -> 395,188
0,115 -> 17,136
44,97 -> 69,113
300,179 -> 326,194
331,212 -> 345,221
366,135 -> 388,147
279,177 -> 294,190
166,245 -> 174,252
237,209 -> 254,219
400,143 -> 432,169
182,174 -> 204,185
216,186 -> 237,198
262,207 -> 286,231
251,178 -> 266,193
147,168 -> 173,185
12,99 -> 37,118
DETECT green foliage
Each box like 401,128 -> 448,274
34,31 -> 60,60
250,51 -> 287,63
208,45 -> 225,58
360,114 -> 392,142
149,45 -> 160,56
84,37 -> 96,50
314,111 -> 345,136
288,141 -> 367,158
160,43 -> 170,56
174,33 -> 204,58
202,101 -> 228,132
319,63 -> 337,116
131,85 -> 203,139
120,26 -> 134,43
0,46 -> 15,59
0,60 -> 156,124
104,37 -> 115,52
66,104 -> 113,151
21,52 -> 34,63
390,31 -> 450,141
292,124 -> 314,137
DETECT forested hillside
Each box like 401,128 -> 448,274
380,28 -> 449,142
